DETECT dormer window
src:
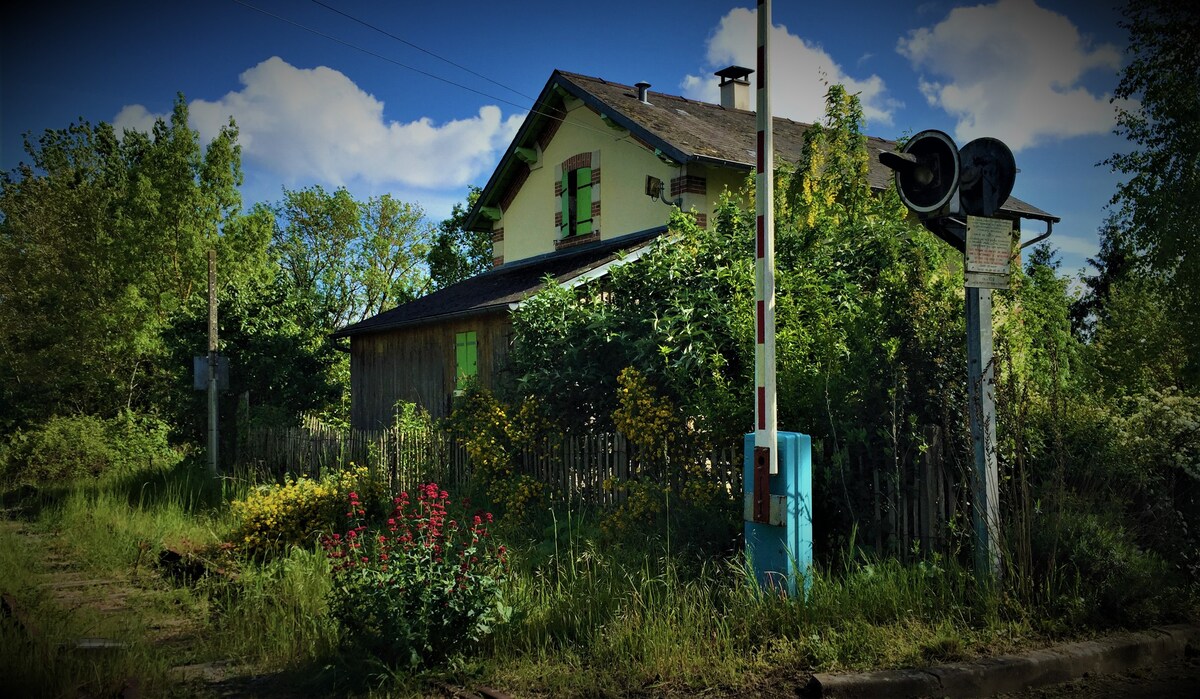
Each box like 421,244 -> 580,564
562,165 -> 593,237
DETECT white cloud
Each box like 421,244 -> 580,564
1049,232 -> 1099,260
897,0 -> 1127,151
112,104 -> 159,136
681,8 -> 898,126
114,57 -> 523,190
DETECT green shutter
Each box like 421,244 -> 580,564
576,167 -> 592,235
561,170 -> 570,236
465,332 -> 477,378
455,331 -> 478,390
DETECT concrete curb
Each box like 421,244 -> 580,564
804,623 -> 1200,698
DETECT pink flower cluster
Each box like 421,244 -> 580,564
321,483 -> 505,582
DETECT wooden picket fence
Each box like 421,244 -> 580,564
236,420 -> 743,506
236,418 -> 469,492
236,420 -> 965,559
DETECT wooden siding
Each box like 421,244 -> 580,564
349,312 -> 512,429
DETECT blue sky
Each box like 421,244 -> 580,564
1,0 -> 1130,274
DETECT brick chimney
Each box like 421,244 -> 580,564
715,66 -> 753,110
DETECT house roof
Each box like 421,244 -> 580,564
466,70 -> 1057,231
333,227 -> 663,338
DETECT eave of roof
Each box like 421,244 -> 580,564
332,226 -> 665,338
466,70 -> 1058,230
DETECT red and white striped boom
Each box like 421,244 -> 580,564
754,0 -> 778,475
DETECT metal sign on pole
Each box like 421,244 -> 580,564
207,249 -> 219,476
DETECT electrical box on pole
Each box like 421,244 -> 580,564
879,130 -> 1033,582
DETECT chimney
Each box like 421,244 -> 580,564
635,81 -> 651,104
715,65 -> 753,110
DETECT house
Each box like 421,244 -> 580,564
334,67 -> 1057,429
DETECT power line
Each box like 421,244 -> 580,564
230,0 -> 529,111
308,0 -> 535,103
228,0 -> 637,145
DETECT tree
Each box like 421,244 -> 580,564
272,186 -> 433,332
427,186 -> 489,290
1103,0 -> 1200,380
0,97 -> 256,427
508,85 -> 972,556
1070,216 -> 1139,338
269,186 -> 433,422
162,266 -> 342,438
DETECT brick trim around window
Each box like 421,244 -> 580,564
554,230 -> 600,251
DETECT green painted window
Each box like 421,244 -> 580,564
561,166 -> 593,237
455,331 -> 477,390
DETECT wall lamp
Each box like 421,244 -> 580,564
645,175 -> 682,207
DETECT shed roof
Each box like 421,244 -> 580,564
333,227 -> 662,338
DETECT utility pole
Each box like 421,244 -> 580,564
207,249 -> 219,476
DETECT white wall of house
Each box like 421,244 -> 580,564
493,99 -> 751,266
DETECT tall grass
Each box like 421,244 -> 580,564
202,547 -> 338,668
478,507 -> 1028,696
0,518 -> 175,697
2,458 -> 341,691
2,457 -> 1103,698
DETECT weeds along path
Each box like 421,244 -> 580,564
0,515 -> 256,697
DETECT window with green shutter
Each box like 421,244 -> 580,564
455,331 -> 477,391
561,166 -> 593,237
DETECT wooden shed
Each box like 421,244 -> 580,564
334,228 -> 662,429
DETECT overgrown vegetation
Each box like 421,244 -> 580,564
1,1 -> 1197,695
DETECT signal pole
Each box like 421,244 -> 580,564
207,249 -> 219,477
967,285 -> 1000,578
880,132 -> 1035,584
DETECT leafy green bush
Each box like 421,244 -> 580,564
323,483 -> 508,667
1,412 -> 177,486
1108,388 -> 1200,574
106,411 -> 177,473
445,386 -> 554,531
1033,508 -> 1178,626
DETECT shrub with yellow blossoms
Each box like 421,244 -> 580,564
602,367 -> 735,552
447,387 -> 553,530
612,367 -> 678,452
229,464 -> 387,558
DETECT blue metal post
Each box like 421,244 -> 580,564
744,431 -> 812,596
